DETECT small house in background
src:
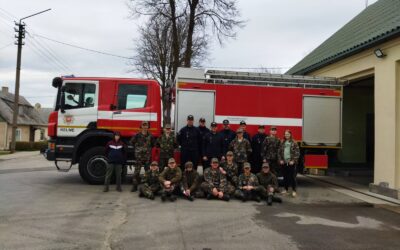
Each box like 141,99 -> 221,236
0,86 -> 50,150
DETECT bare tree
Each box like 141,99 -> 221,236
130,15 -> 207,124
128,0 -> 243,123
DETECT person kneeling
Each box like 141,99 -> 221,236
235,162 -> 263,202
257,162 -> 282,206
138,161 -> 161,200
180,161 -> 202,201
201,158 -> 230,201
159,158 -> 182,202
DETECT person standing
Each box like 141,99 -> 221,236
278,129 -> 300,197
156,124 -> 177,171
177,115 -> 202,169
251,125 -> 266,173
104,132 -> 127,192
202,122 -> 224,169
257,162 -> 282,205
219,119 -> 235,156
261,126 -> 281,176
229,128 -> 252,174
201,158 -> 230,201
239,121 -> 251,141
159,158 -> 182,202
138,161 -> 161,200
130,121 -> 155,192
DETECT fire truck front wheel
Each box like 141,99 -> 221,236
79,147 -> 108,185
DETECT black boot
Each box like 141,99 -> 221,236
169,195 -> 177,202
161,193 -> 167,202
103,185 -> 109,192
131,185 -> 137,192
206,194 -> 212,200
254,195 -> 261,203
116,185 -> 122,192
222,194 -> 230,201
187,195 -> 194,201
272,196 -> 282,203
267,195 -> 273,206
148,193 -> 155,200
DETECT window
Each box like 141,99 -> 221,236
117,84 -> 148,110
40,129 -> 45,141
15,128 -> 21,142
63,83 -> 96,110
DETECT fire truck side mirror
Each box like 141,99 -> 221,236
60,86 -> 66,113
52,77 -> 63,88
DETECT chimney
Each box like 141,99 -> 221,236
1,86 -> 8,94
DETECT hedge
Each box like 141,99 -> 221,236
15,141 -> 48,151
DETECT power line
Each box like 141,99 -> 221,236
26,42 -> 66,74
0,42 -> 13,50
34,34 -> 133,60
0,7 -> 18,20
26,32 -> 72,73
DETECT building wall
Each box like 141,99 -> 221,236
34,126 -> 48,142
0,122 -> 7,150
310,37 -> 400,190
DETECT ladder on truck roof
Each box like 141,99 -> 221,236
204,69 -> 347,89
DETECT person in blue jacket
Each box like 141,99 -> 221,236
104,131 -> 127,192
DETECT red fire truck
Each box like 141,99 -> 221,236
46,68 -> 345,184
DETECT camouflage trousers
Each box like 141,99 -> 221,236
179,184 -> 205,198
200,182 -> 225,194
234,186 -> 265,200
104,163 -> 122,187
225,182 -> 236,195
132,160 -> 150,187
160,184 -> 179,196
138,183 -> 161,198
267,159 -> 280,176
258,185 -> 276,198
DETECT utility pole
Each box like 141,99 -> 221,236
9,9 -> 51,153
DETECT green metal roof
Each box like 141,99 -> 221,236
287,0 -> 400,75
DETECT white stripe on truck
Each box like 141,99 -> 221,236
215,115 -> 302,127
98,111 -> 157,121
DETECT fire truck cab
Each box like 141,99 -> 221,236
47,77 -> 161,184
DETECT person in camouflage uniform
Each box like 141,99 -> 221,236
156,124 -> 177,172
180,161 -> 202,201
159,158 -> 182,202
138,161 -> 161,200
257,162 -> 282,205
278,129 -> 300,197
229,128 -> 252,174
234,162 -> 263,202
219,151 -> 239,195
201,158 -> 230,201
130,121 -> 155,192
261,126 -> 281,176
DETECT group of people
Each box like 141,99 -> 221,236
103,115 -> 300,205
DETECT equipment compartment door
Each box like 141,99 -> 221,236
175,90 -> 215,131
302,96 -> 342,147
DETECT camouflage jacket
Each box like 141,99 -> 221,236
142,169 -> 161,188
220,161 -> 239,186
130,132 -> 155,162
156,133 -> 177,158
228,138 -> 252,163
203,167 -> 227,190
256,172 -> 278,190
159,167 -> 182,184
238,173 -> 259,189
278,139 -> 300,164
261,135 -> 281,161
182,170 -> 201,192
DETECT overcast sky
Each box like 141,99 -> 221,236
0,0 -> 378,107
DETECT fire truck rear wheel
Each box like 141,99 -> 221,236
79,146 -> 108,185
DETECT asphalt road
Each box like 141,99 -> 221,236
0,155 -> 399,250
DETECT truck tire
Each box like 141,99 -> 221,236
79,146 -> 108,185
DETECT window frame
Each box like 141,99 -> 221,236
61,81 -> 97,110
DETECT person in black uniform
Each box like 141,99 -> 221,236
251,125 -> 267,173
202,122 -> 224,169
219,119 -> 235,156
177,115 -> 201,169
198,117 -> 210,167
239,121 -> 251,141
